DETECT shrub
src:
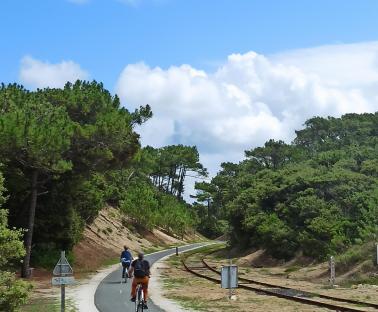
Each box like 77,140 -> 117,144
0,272 -> 31,312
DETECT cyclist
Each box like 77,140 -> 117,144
129,252 -> 150,309
120,246 -> 133,279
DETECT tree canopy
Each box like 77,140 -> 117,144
0,81 -> 204,273
194,113 -> 378,259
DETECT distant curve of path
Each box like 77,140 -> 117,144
95,242 -> 207,312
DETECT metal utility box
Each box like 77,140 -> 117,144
221,265 -> 238,289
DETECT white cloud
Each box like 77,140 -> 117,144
272,41 -> 378,88
114,42 -> 378,196
19,56 -> 89,89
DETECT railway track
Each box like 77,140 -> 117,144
181,251 -> 378,312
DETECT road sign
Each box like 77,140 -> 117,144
53,251 -> 74,312
221,265 -> 238,289
52,276 -> 75,286
53,253 -> 73,276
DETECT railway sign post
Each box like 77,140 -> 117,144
52,251 -> 74,312
53,251 -> 73,276
221,264 -> 238,299
329,256 -> 335,287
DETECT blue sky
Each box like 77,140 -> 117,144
2,0 -> 378,89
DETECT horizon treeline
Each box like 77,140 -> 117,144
194,113 -> 378,259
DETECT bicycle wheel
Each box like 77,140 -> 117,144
124,267 -> 128,283
135,285 -> 141,312
140,287 -> 144,312
136,285 -> 144,312
121,265 -> 127,283
137,301 -> 144,312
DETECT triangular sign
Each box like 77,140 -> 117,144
53,255 -> 73,276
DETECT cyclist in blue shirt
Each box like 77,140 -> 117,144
120,246 -> 133,278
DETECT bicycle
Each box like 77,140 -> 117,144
121,259 -> 131,284
135,283 -> 145,312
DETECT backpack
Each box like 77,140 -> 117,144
134,260 -> 146,278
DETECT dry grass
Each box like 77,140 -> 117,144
160,248 -> 333,312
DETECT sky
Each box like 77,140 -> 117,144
2,0 -> 378,195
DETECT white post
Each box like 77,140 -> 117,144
376,243 -> 378,266
329,256 -> 335,287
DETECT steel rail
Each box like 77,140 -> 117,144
202,258 -> 378,310
181,256 -> 374,312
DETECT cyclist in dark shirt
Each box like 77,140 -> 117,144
128,252 -> 150,309
120,246 -> 133,278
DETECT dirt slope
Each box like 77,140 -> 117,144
73,206 -> 202,271
235,248 -> 378,287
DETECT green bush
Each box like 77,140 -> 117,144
336,241 -> 377,272
0,174 -> 32,311
197,217 -> 228,239
120,180 -> 196,235
31,247 -> 74,270
0,272 -> 32,312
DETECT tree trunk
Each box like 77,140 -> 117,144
170,165 -> 177,195
158,175 -> 162,190
175,166 -> 183,197
21,169 -> 38,278
166,175 -> 171,193
177,167 -> 186,199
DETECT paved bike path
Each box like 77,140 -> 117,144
94,242 -> 207,312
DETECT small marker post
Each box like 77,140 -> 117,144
228,258 -> 232,299
176,246 -> 178,256
60,251 -> 65,312
329,256 -> 335,287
